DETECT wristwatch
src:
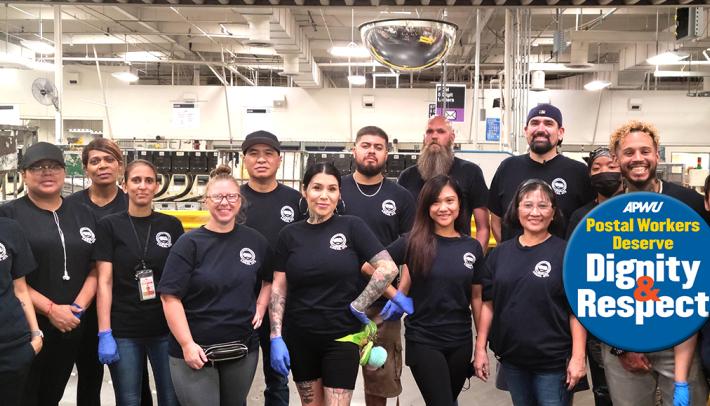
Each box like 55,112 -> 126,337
31,330 -> 44,339
609,347 -> 625,356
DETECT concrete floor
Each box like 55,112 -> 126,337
59,344 -> 595,405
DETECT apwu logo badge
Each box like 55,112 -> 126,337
240,248 -> 256,265
381,200 -> 397,217
551,178 -> 568,195
79,227 -> 96,244
533,261 -> 551,278
622,201 -> 663,213
329,233 -> 348,251
280,206 -> 295,223
463,252 -> 476,269
156,232 -> 172,248
0,242 -> 7,261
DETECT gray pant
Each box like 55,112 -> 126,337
169,350 -> 259,406
601,344 -> 708,406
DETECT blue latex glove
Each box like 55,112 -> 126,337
391,291 -> 414,315
350,303 -> 370,325
674,381 -> 689,406
379,300 -> 404,321
97,329 -> 120,365
270,337 -> 290,377
71,303 -> 84,319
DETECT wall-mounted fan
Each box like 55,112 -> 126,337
31,78 -> 59,111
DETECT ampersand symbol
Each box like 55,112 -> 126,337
634,276 -> 660,302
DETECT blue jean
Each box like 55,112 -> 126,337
108,335 -> 178,406
501,361 -> 570,406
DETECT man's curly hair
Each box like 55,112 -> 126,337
609,120 -> 660,152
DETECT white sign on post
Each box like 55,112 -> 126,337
172,103 -> 200,129
0,105 -> 21,126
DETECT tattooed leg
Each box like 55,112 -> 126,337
324,387 -> 353,406
296,379 -> 324,406
351,250 -> 398,312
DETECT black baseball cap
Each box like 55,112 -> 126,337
526,103 -> 563,127
20,142 -> 65,170
241,130 -> 281,154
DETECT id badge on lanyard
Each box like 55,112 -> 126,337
135,267 -> 156,301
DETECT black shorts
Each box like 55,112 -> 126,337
284,331 -> 360,389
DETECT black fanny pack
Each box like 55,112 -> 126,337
201,340 -> 248,364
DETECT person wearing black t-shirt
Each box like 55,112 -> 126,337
340,126 -> 415,406
601,121 -> 708,406
565,147 -> 622,406
398,116 -> 490,251
65,138 -> 148,406
239,130 -> 303,406
0,218 -> 41,406
385,175 -> 485,406
487,104 -> 594,243
700,175 -> 710,383
268,162 -> 398,405
95,160 -> 183,406
159,165 -> 273,406
0,142 -> 98,406
475,179 -> 587,406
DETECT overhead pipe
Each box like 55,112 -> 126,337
503,9 -> 512,152
54,5 -> 63,144
468,8 -> 481,147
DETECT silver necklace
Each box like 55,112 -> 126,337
354,178 -> 383,198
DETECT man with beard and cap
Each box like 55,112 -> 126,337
601,120 -> 708,406
239,130 -> 304,406
565,146 -> 622,406
397,116 -> 490,251
488,103 -> 594,243
340,126 -> 415,406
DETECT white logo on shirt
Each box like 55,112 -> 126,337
381,200 -> 397,217
240,248 -> 256,265
463,252 -> 476,269
79,227 -> 96,244
533,261 -> 552,278
551,178 -> 567,195
280,206 -> 295,223
0,243 -> 7,261
329,233 -> 348,251
156,232 -> 172,248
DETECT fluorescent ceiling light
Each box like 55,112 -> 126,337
646,51 -> 689,65
21,39 -> 54,54
584,80 -> 611,91
121,51 -> 163,62
112,71 -> 139,82
347,74 -> 367,86
329,45 -> 370,58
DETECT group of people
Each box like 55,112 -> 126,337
0,102 -> 709,406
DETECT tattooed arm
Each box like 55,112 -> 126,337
351,250 -> 398,313
269,272 -> 287,338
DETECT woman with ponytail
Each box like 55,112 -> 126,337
158,165 -> 272,406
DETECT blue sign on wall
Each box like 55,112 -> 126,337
485,118 -> 500,141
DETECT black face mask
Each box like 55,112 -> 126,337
590,172 -> 622,198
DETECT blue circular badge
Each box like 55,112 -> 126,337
564,192 -> 710,352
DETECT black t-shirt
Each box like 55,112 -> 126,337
340,175 -> 415,246
274,215 -> 384,338
0,196 -> 97,310
157,225 -> 273,358
661,181 -> 710,225
240,183 -> 304,247
94,212 -> 184,338
487,154 -> 594,241
566,200 -> 597,239
482,236 -> 571,370
65,189 -> 128,220
0,218 -> 37,349
388,234 -> 485,347
398,157 -> 488,235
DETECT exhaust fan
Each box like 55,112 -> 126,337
359,19 -> 457,71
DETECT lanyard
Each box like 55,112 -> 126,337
128,214 -> 151,270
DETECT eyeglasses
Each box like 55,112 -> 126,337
207,193 -> 240,203
27,164 -> 64,174
519,202 -> 553,213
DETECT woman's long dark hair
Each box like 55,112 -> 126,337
406,175 -> 468,280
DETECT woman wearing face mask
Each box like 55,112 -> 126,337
384,175 -> 485,406
94,159 -> 184,406
158,165 -> 272,406
474,179 -> 587,406
268,162 -> 398,406
0,142 -> 98,406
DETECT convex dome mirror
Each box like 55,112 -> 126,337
359,19 -> 458,71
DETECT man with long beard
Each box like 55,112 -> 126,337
398,116 -> 490,251
340,126 -> 415,406
487,103 -> 593,243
